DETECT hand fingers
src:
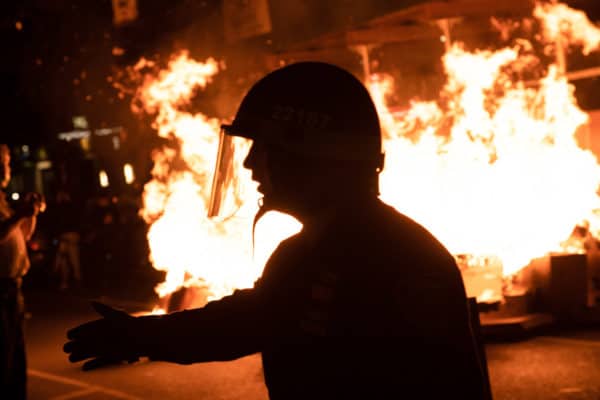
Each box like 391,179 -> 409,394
81,355 -> 138,371
63,340 -> 74,353
64,305 -> 136,369
65,340 -> 131,364
66,302 -> 128,340
65,340 -> 102,363
65,337 -> 138,365
66,318 -> 105,340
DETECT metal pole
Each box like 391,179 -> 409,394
437,18 -> 453,53
349,44 -> 371,82
555,33 -> 567,75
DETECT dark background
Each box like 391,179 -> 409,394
3,0 -> 600,146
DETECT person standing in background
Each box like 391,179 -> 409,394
0,144 -> 43,399
53,187 -> 82,290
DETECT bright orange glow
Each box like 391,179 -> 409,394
123,163 -> 135,184
534,1 -> 600,55
136,52 -> 301,303
134,2 -> 600,305
99,170 -> 109,188
371,44 -> 599,278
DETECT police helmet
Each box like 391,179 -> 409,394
221,62 -> 384,171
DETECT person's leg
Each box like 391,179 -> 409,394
0,288 -> 13,391
0,284 -> 26,399
13,288 -> 26,399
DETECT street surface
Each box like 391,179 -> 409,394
23,288 -> 600,400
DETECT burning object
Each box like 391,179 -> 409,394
120,2 -> 600,313
529,254 -> 589,320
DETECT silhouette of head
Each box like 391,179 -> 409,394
222,62 -> 385,219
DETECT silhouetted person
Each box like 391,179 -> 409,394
79,193 -> 118,291
53,190 -> 81,290
64,62 -> 487,399
0,144 -> 43,399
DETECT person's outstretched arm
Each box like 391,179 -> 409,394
142,287 -> 270,363
64,236 -> 300,370
64,286 -> 269,370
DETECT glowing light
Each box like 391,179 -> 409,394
58,130 -> 90,141
112,46 -> 125,56
124,163 -> 135,184
11,193 -> 20,201
99,170 -> 109,188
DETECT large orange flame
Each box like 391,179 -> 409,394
133,52 -> 300,303
372,44 -> 599,277
534,1 -> 600,55
133,2 -> 600,305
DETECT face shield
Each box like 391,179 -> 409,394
207,127 -> 252,219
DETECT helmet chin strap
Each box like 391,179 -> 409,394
250,194 -> 308,259
252,196 -> 271,258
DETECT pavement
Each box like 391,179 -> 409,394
23,287 -> 268,400
20,284 -> 600,400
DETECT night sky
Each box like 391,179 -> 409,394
3,0 -> 600,147
2,0 -> 225,146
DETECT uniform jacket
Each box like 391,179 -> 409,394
144,198 -> 487,399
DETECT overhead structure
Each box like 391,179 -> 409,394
268,0 -> 600,84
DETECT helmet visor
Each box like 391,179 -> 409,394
208,128 -> 251,219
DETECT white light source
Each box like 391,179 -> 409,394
72,115 -> 89,129
94,126 -> 122,136
11,192 -> 20,201
123,163 -> 135,184
99,170 -> 110,188
58,130 -> 91,141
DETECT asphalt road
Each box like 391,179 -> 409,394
22,288 -> 600,400
24,289 -> 268,400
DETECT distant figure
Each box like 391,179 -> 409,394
64,63 -> 487,399
0,144 -> 43,399
76,193 -> 117,292
53,190 -> 81,290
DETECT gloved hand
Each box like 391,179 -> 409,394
63,301 -> 142,370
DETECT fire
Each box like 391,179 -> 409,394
132,2 -> 600,305
534,1 -> 600,55
133,52 -> 300,304
371,45 -> 599,277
